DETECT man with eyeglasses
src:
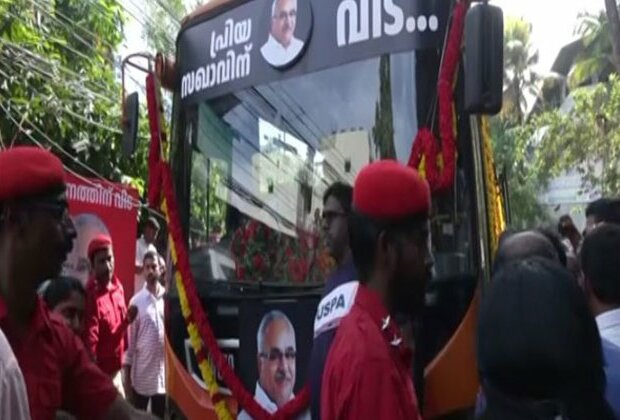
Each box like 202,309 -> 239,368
260,0 -> 304,67
0,146 -> 155,420
308,182 -> 355,419
238,310 -> 309,420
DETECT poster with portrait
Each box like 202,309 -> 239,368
237,298 -> 318,418
62,172 -> 139,299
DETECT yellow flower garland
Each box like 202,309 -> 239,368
162,199 -> 233,420
480,116 -> 506,255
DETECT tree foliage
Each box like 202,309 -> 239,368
571,10 -> 614,88
0,0 -> 149,192
527,75 -> 620,197
142,0 -> 184,55
491,17 -> 549,228
502,17 -> 540,125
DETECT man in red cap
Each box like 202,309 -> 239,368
0,146 -> 155,419
320,160 -> 433,420
84,234 -> 137,396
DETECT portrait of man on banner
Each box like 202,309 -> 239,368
238,304 -> 314,420
63,213 -> 110,285
261,0 -> 305,68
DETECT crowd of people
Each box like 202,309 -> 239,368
308,163 -> 620,419
1,146 -> 619,420
0,147 -> 167,420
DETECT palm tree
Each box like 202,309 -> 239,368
570,11 -> 614,88
502,18 -> 540,125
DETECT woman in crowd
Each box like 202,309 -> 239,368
477,257 -> 614,419
42,276 -> 86,335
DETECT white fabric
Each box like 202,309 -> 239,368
260,35 -> 304,67
237,383 -> 310,420
124,284 -> 166,396
0,328 -> 30,420
597,308 -> 620,347
112,370 -> 125,398
313,281 -> 359,337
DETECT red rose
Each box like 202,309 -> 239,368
253,255 -> 264,270
236,265 -> 245,279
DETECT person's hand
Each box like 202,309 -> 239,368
127,305 -> 138,324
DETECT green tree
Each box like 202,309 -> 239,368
372,55 -> 396,159
570,11 -> 614,88
491,119 -> 550,229
491,17 -> 548,228
528,75 -> 620,197
143,0 -> 184,55
502,17 -> 540,124
0,0 -> 148,190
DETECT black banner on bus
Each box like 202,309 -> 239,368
178,0 -> 449,104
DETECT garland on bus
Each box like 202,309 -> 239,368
163,200 -> 234,420
145,75 -> 309,419
408,0 -> 468,193
158,164 -> 310,420
481,116 -> 506,254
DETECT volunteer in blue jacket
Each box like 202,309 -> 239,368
308,182 -> 356,419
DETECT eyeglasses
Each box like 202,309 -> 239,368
321,210 -> 347,223
274,10 -> 296,21
259,348 -> 296,362
27,201 -> 70,221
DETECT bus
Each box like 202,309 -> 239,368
124,0 -> 505,418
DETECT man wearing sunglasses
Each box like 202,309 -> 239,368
238,310 -> 309,420
260,0 -> 304,67
0,146 -> 155,420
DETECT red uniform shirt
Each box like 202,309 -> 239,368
83,275 -> 129,375
320,285 -> 422,420
0,297 -> 118,420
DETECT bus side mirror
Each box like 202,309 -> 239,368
464,2 -> 503,115
122,92 -> 140,158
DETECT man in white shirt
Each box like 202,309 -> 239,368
260,0 -> 304,67
580,223 -> 620,417
124,252 -> 166,418
135,217 -> 159,294
238,310 -> 310,420
0,328 -> 30,420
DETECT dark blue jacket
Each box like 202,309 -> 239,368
308,259 -> 357,419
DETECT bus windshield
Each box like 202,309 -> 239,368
183,51 -> 422,286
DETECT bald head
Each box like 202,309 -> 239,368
493,231 -> 560,273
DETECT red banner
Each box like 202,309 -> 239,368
62,173 -> 139,300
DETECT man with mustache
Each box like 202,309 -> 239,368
83,234 -> 138,396
260,0 -> 304,67
0,146 -> 154,419
321,160 -> 433,420
238,310 -> 309,420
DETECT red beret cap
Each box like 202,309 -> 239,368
88,234 -> 112,259
353,160 -> 430,219
0,147 -> 65,201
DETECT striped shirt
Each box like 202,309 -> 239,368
124,284 -> 165,396
0,328 -> 30,420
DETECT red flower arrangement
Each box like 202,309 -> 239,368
408,1 -> 468,194
230,218 -> 331,284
